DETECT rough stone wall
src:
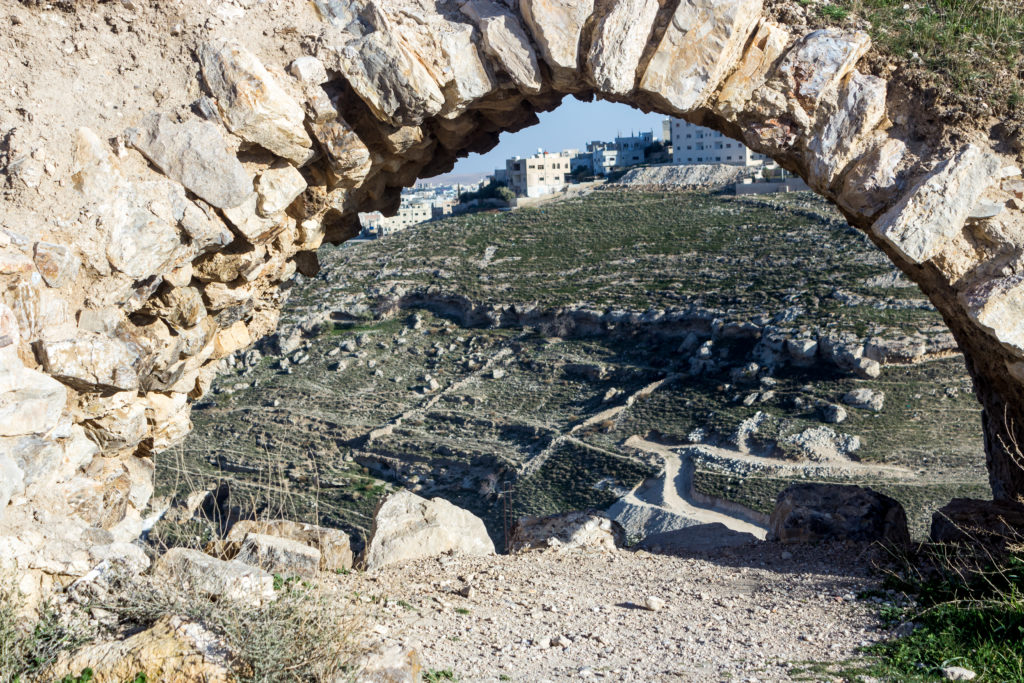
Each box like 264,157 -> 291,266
2,0 -> 1023,592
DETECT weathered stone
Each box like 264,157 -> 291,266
288,55 -> 329,85
0,453 -> 24,517
640,0 -> 762,114
102,191 -> 188,281
509,510 -> 625,552
203,281 -> 255,310
461,0 -> 544,95
146,392 -> 192,452
235,532 -> 322,577
437,24 -> 497,115
363,490 -> 495,570
873,145 -> 1002,264
256,166 -> 307,216
143,286 -> 207,329
128,113 -> 251,210
769,483 -> 910,545
181,201 -> 235,255
33,242 -> 80,289
714,20 -> 789,120
193,244 -> 266,283
222,193 -> 285,244
519,0 -> 595,89
776,29 -> 871,116
961,272 -> 1024,356
322,6 -> 445,126
785,426 -> 860,462
838,136 -> 907,217
311,118 -> 374,189
36,333 -> 139,392
72,127 -> 124,198
44,615 -> 232,683
354,646 -> 422,683
807,71 -> 888,191
199,40 -> 314,165
931,498 -> 1024,549
0,366 -> 66,437
226,519 -> 353,571
2,434 -> 63,493
587,0 -> 660,96
212,320 -> 251,360
154,547 -> 276,605
842,387 -> 885,412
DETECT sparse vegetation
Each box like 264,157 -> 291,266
0,581 -> 94,683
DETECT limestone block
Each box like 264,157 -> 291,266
587,0 -> 660,96
199,40 -> 314,165
193,244 -> 266,283
961,272 -> 1024,356
36,332 -> 139,392
873,145 -> 1002,264
226,519 -> 354,571
146,391 -> 192,453
322,5 -> 445,126
460,0 -> 544,95
288,55 -> 329,85
203,281 -> 255,311
838,136 -> 907,217
44,615 -> 233,683
807,71 -> 888,191
639,0 -> 763,114
164,263 -> 194,289
0,365 -> 66,437
211,320 -> 251,360
714,20 -> 790,120
33,242 -> 80,289
128,113 -> 252,210
256,166 -> 307,216
180,201 -> 235,256
222,193 -> 285,245
769,483 -> 909,545
235,532 -> 322,577
84,403 -> 148,451
776,29 -> 870,117
102,191 -> 187,281
154,548 -> 276,606
3,435 -> 63,492
143,286 -> 207,329
519,0 -> 595,89
438,24 -> 497,114
509,510 -> 625,552
311,118 -> 373,189
363,490 -> 495,570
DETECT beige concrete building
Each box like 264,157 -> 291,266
506,151 -> 574,198
669,118 -> 768,166
360,200 -> 433,237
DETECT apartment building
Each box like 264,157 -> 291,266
359,200 -> 433,237
505,150 -> 574,198
614,131 -> 654,166
668,118 -> 767,166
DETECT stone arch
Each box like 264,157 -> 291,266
2,0 -> 1023,583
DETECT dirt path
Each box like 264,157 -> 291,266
351,542 -> 888,682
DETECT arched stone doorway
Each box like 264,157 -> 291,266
1,0 -> 1022,582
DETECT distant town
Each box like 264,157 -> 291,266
358,117 -> 806,239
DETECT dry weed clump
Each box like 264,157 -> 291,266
95,567 -> 367,683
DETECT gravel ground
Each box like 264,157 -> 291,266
348,540 -> 891,682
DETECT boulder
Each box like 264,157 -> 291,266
842,388 -> 885,412
226,519 -> 353,571
931,498 -> 1024,549
256,166 -> 307,216
785,426 -> 860,462
33,241 -> 80,289
769,483 -> 910,545
354,645 -> 421,683
128,113 -> 251,210
199,40 -> 314,165
0,365 -> 67,436
44,616 -> 232,683
509,510 -> 625,552
154,547 -> 276,606
519,0 -> 595,89
362,490 -> 494,570
236,532 -> 322,578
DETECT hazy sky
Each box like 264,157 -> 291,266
440,98 -> 667,178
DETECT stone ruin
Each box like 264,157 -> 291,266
2,0 -> 1024,596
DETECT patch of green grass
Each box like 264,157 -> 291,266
455,607 -> 471,615
830,0 -> 1024,112
819,4 -> 850,20
424,669 -> 458,682
867,545 -> 1024,681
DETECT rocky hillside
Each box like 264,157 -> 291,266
175,190 -> 988,547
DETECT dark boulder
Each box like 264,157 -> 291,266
769,483 -> 910,545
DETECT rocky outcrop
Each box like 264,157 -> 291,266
225,518 -> 354,571
931,498 -> 1024,549
769,483 -> 910,545
3,0 -> 1024,593
362,490 -> 495,570
509,510 -> 625,552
